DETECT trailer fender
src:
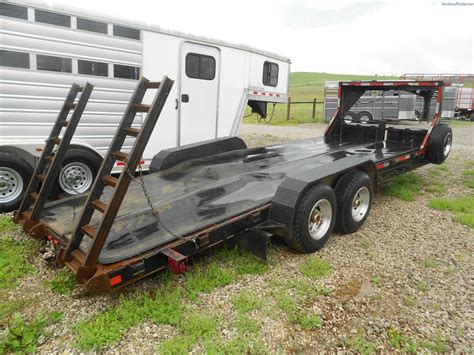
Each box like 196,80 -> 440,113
0,145 -> 37,168
269,156 -> 376,237
150,136 -> 247,173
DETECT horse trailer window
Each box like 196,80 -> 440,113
78,60 -> 108,77
0,50 -> 29,69
35,10 -> 71,28
185,53 -> 216,80
0,2 -> 28,20
37,55 -> 72,73
114,64 -> 140,80
77,18 -> 108,34
113,25 -> 140,40
263,61 -> 279,87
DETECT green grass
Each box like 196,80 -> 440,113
382,173 -> 425,201
346,332 -> 376,355
243,72 -> 397,126
76,248 -> 269,351
416,281 -> 429,292
0,298 -> 33,327
0,311 -> 62,353
422,258 -> 437,268
300,256 -> 331,278
403,295 -> 417,308
371,276 -> 381,285
0,236 -> 39,289
0,215 -> 16,232
235,314 -> 260,333
275,291 -> 322,330
44,269 -> 76,295
233,292 -> 263,314
387,328 -> 449,353
428,196 -> 474,228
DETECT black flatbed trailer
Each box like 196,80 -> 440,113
15,79 -> 453,293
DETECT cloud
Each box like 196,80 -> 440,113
283,1 -> 386,29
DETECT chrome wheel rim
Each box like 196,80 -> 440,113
344,114 -> 353,123
443,133 -> 452,157
351,187 -> 370,222
308,199 -> 332,240
360,114 -> 370,123
59,162 -> 93,194
0,167 -> 23,203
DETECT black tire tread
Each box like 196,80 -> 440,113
335,170 -> 373,234
426,124 -> 452,164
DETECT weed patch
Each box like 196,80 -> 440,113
428,196 -> 474,228
275,291 -> 322,330
346,332 -> 376,355
300,256 -> 331,278
233,292 -> 263,313
44,269 -> 76,295
383,173 -> 424,201
387,328 -> 449,353
0,216 -> 16,232
0,236 -> 39,289
422,258 -> 437,268
0,311 -> 62,353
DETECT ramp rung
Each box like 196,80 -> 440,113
52,137 -> 61,145
37,174 -> 46,182
76,86 -> 84,92
92,199 -> 107,213
81,224 -> 97,239
103,175 -> 118,188
113,151 -> 129,162
145,82 -> 161,89
45,155 -> 54,163
68,103 -> 76,109
61,120 -> 69,127
124,127 -> 140,137
132,104 -> 150,112
30,192 -> 39,201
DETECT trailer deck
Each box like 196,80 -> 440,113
14,78 -> 452,293
40,134 -> 421,264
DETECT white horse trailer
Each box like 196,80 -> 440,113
0,0 -> 291,212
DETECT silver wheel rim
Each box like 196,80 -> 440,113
344,114 -> 353,123
443,133 -> 452,157
59,162 -> 93,194
0,167 -> 23,203
308,199 -> 332,240
360,114 -> 370,122
351,187 -> 370,223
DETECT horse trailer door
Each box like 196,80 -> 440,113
179,43 -> 220,145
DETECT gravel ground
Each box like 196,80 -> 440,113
1,121 -> 473,352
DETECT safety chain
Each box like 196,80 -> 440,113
123,161 -> 199,248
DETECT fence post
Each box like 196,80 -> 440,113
312,98 -> 317,119
286,97 -> 291,120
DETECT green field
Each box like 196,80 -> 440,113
243,72 -> 398,125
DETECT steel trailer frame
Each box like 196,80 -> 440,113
15,79 -> 447,294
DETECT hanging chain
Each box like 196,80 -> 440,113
123,161 -> 199,248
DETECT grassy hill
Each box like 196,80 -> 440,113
243,72 -> 398,125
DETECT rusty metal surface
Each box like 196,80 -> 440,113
39,136 -> 418,264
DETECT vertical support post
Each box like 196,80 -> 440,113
286,97 -> 291,120
312,98 -> 317,119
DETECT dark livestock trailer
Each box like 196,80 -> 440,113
14,78 -> 452,294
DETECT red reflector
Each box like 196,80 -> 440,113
110,274 -> 122,286
253,91 -> 258,95
47,235 -> 53,241
376,163 -> 386,170
36,147 -> 43,152
116,161 -> 124,166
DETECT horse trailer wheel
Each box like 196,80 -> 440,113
287,183 -> 337,253
344,111 -> 357,123
335,170 -> 373,234
357,111 -> 373,123
0,151 -> 34,213
54,146 -> 102,196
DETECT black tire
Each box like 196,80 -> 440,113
357,111 -> 373,123
287,183 -> 337,253
53,146 -> 102,197
335,170 -> 373,234
0,151 -> 34,213
415,110 -> 421,120
426,124 -> 452,165
470,113 -> 474,122
343,111 -> 357,123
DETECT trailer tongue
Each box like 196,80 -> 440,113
14,79 -> 452,294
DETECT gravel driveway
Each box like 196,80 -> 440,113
1,121 -> 473,353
